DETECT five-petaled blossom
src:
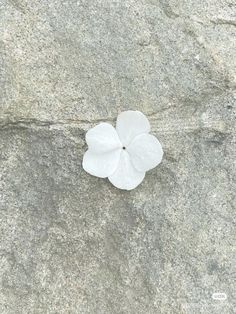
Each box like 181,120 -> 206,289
82,110 -> 163,190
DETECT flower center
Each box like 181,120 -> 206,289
122,146 -> 126,150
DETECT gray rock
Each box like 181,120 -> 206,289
0,0 -> 235,313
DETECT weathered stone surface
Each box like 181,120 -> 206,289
0,0 -> 235,313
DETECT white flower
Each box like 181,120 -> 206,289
83,110 -> 163,190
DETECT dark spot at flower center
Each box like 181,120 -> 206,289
122,146 -> 126,150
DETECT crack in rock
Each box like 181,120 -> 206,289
0,116 -> 231,134
210,18 -> 236,27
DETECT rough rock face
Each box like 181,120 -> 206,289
0,0 -> 235,313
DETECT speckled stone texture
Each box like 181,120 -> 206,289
0,0 -> 236,313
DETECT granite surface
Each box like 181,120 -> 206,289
0,0 -> 236,313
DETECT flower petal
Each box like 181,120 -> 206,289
116,111 -> 150,146
86,123 -> 122,153
108,150 -> 145,190
83,149 -> 121,178
127,134 -> 163,172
